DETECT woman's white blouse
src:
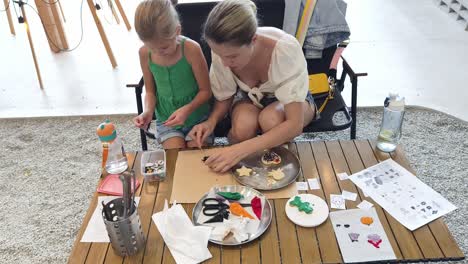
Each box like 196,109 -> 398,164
209,32 -> 308,108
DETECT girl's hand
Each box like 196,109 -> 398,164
188,120 -> 216,148
133,112 -> 153,129
204,144 -> 250,173
164,105 -> 191,127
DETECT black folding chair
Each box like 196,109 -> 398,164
127,0 -> 367,150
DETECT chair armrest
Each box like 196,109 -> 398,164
126,76 -> 145,89
341,56 -> 368,78
127,76 -> 145,115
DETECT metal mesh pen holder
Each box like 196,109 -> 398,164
102,198 -> 145,256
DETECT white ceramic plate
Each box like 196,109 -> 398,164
285,194 -> 329,227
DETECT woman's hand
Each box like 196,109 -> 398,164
133,112 -> 153,129
204,144 -> 251,173
164,105 -> 192,127
188,119 -> 216,148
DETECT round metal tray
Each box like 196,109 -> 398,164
192,185 -> 272,246
230,146 -> 300,190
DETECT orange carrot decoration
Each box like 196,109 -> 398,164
229,203 -> 254,219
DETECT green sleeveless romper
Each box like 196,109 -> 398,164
149,37 -> 210,129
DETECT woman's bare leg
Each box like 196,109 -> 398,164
228,101 -> 261,143
259,101 -> 315,133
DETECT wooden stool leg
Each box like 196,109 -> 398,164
4,0 -> 16,35
114,0 -> 131,31
20,4 -> 44,89
49,0 -> 69,49
87,0 -> 117,68
108,0 -> 120,24
35,0 -> 62,52
57,0 -> 66,22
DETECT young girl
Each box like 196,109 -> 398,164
133,0 -> 212,149
189,0 -> 317,172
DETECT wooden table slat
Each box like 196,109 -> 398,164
142,150 -> 178,264
275,199 -> 302,263
324,141 -> 361,209
141,185 -> 167,264
369,142 -> 445,260
240,238 -> 260,264
259,202 -> 281,264
204,245 -> 222,264
338,140 -> 404,260
67,153 -> 137,264
162,248 -> 177,264
426,220 -> 465,260
389,144 -> 463,260
124,152 -> 161,264
295,142 -> 340,264
221,246 -> 241,264
290,144 -> 322,264
354,140 -> 424,261
103,248 -> 124,264
310,141 -> 344,263
85,244 -> 110,264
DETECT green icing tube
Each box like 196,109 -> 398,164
217,192 -> 243,200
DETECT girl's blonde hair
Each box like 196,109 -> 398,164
203,0 -> 257,46
134,0 -> 180,41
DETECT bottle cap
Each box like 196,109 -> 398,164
97,119 -> 117,142
388,96 -> 405,111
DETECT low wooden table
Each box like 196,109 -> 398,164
68,140 -> 464,264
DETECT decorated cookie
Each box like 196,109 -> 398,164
360,216 -> 374,226
236,166 -> 252,177
268,168 -> 285,180
261,151 -> 282,165
289,196 -> 313,214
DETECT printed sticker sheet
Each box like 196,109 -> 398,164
330,208 -> 396,263
349,159 -> 457,230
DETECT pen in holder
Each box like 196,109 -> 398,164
101,171 -> 145,256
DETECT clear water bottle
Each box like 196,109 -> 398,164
97,120 -> 128,174
377,93 -> 405,152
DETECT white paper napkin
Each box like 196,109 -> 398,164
152,200 -> 212,264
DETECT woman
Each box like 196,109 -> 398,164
188,0 -> 316,173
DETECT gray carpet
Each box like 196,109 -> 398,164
0,107 -> 466,264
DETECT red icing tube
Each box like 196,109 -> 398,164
251,196 -> 262,220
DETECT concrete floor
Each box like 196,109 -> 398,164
1,0 -> 467,121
